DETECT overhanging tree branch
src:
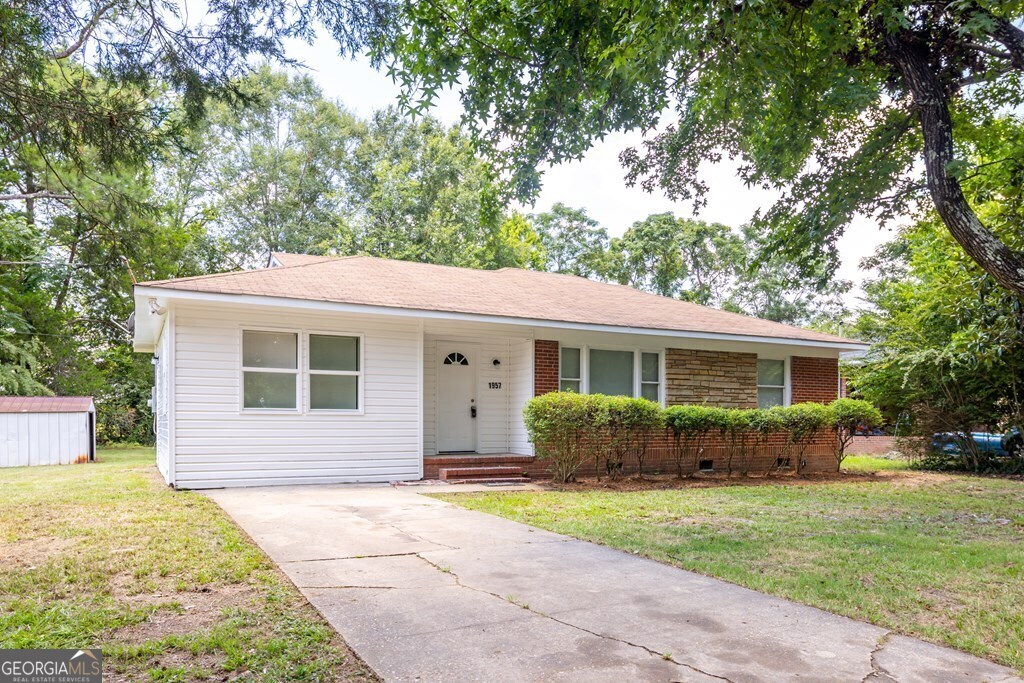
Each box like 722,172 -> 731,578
0,190 -> 73,202
51,0 -> 120,60
988,14 -> 1024,70
884,29 -> 1024,298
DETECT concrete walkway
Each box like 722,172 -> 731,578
206,485 -> 1021,683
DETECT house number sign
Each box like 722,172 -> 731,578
488,382 -> 502,389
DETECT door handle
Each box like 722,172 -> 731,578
471,405 -> 477,418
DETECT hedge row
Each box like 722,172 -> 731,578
524,393 -> 882,482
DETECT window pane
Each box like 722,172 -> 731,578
758,386 -> 785,408
641,352 -> 659,382
311,374 -> 358,410
641,383 -> 659,402
243,331 -> 296,369
757,359 -> 785,386
560,380 -> 581,393
310,334 -> 359,371
560,347 -> 580,379
243,372 -> 296,409
589,349 -> 634,396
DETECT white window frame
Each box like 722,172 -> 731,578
639,351 -> 662,403
305,330 -> 365,414
756,356 -> 791,408
558,345 -> 664,405
558,346 -> 582,393
239,327 -> 301,414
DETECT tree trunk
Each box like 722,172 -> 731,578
884,32 -> 1024,298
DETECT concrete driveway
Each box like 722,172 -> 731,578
206,485 -> 1021,683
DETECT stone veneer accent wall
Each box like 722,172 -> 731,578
790,356 -> 839,404
533,339 -> 560,396
664,349 -> 758,408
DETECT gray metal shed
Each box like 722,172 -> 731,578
0,396 -> 96,467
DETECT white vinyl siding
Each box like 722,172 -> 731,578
171,302 -> 421,488
155,323 -> 172,482
508,339 -> 534,455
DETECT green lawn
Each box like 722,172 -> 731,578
0,447 -> 376,682
842,454 -> 913,471
438,473 -> 1024,671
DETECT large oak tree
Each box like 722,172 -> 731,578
380,1 -> 1024,297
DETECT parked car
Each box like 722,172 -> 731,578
932,429 -> 1022,458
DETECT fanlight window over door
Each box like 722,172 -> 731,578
443,352 -> 469,366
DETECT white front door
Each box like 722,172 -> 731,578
437,345 -> 477,452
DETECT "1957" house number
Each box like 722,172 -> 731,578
487,382 -> 502,390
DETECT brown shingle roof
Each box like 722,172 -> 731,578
269,252 -> 337,267
140,255 -> 862,346
0,396 -> 94,413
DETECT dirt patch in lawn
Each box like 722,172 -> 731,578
104,651 -> 227,683
112,581 -> 257,640
542,469 -> 951,492
0,537 -> 75,569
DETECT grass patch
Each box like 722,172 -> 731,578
438,473 -> 1024,671
842,455 -> 912,472
0,448 -> 377,682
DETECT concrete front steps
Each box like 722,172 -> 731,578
423,454 -> 537,483
438,465 -> 530,484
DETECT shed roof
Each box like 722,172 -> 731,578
0,396 -> 95,413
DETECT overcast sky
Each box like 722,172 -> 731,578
284,33 -> 901,305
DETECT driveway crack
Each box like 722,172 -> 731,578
387,522 -> 458,550
415,554 -> 733,683
300,585 -> 398,589
862,632 -> 897,683
280,551 -> 420,563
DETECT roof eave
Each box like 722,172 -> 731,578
133,285 -> 870,352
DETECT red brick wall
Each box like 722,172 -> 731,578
849,435 -> 898,455
534,339 -> 559,396
791,356 -> 839,404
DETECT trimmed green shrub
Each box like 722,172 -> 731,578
773,402 -> 833,475
664,405 -> 726,477
722,409 -> 754,476
523,392 -> 603,482
596,396 -> 664,478
597,395 -> 632,478
623,397 -> 664,476
828,398 -> 884,471
527,391 -> 847,480
747,407 -> 785,474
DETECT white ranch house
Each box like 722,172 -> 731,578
132,253 -> 866,489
